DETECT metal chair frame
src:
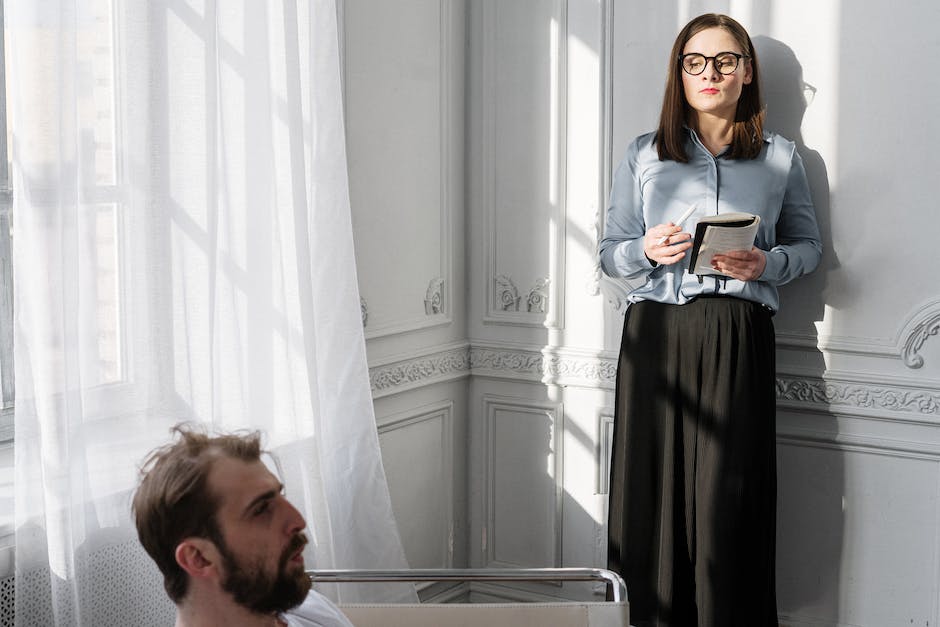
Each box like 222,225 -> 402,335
307,567 -> 628,604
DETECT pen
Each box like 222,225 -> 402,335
656,204 -> 697,245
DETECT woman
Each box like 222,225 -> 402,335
599,14 -> 821,627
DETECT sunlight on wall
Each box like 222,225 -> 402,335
770,0 -> 840,181
729,0 -> 753,27
549,17 -> 560,208
562,12 -> 604,344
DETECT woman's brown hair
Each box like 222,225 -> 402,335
656,13 -> 764,162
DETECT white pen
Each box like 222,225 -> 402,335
656,203 -> 698,245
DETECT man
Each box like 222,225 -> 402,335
132,425 -> 354,627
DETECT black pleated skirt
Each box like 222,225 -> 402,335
607,297 -> 778,627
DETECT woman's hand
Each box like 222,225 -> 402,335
643,224 -> 693,266
711,247 -> 766,281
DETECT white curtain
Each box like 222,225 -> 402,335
8,0 -> 413,623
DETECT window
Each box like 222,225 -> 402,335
1,1 -> 13,444
1,1 -> 13,544
0,0 -> 129,443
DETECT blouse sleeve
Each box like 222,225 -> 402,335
760,147 -> 823,285
599,139 -> 656,280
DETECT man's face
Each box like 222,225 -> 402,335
206,456 -> 312,614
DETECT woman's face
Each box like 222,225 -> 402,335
680,27 -> 752,121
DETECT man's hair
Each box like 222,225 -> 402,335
656,13 -> 764,162
132,424 -> 264,604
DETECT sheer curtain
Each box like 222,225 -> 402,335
8,0 -> 413,623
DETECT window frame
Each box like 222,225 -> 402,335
1,0 -> 13,444
0,0 -> 144,444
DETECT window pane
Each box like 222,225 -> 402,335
1,0 -> 13,437
0,208 -> 10,413
91,203 -> 122,385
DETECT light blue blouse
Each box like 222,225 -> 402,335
599,128 -> 822,313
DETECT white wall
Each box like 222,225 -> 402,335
342,0 -> 469,586
345,0 -> 940,622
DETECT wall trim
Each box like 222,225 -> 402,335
590,0 -> 613,301
377,401 -> 455,569
369,342 -> 471,399
369,343 -> 940,420
898,296 -> 940,369
777,373 -> 940,421
481,394 -> 564,569
596,410 -> 614,495
471,344 -> 618,388
777,427 -> 940,461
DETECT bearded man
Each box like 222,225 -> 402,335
132,425 -> 354,627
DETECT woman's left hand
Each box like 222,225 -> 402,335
711,247 -> 766,282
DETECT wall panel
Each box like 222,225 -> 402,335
481,0 -> 566,327
777,437 -> 940,626
345,0 -> 454,338
482,395 -> 563,568
378,402 -> 455,570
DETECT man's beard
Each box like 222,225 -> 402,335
217,531 -> 312,615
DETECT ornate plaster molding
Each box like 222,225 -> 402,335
526,278 -> 550,313
494,275 -> 520,312
470,346 -> 618,387
369,346 -> 471,397
544,353 -> 619,384
776,375 -> 940,416
425,277 -> 445,315
368,344 -> 940,418
360,298 -> 368,327
471,346 -> 544,378
899,298 -> 940,369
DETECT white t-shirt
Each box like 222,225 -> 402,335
282,590 -> 354,627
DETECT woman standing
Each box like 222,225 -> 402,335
599,14 -> 821,627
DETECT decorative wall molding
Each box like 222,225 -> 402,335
599,295 -> 940,371
369,344 -> 471,399
494,275 -> 520,312
367,343 -> 940,420
904,320 -> 940,368
360,297 -> 368,327
526,278 -> 550,313
482,395 -> 564,569
777,297 -> 940,367
597,410 -> 614,495
470,345 -> 618,388
776,424 -> 940,461
777,374 -> 940,418
491,275 -> 553,316
471,346 -> 545,380
899,297 -> 940,369
377,401 -> 455,569
424,277 -> 445,315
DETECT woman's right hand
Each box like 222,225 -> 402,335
643,223 -> 693,265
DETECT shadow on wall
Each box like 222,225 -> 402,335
755,35 -> 843,336
754,36 -> 845,625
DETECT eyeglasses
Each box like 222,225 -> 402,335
679,52 -> 748,76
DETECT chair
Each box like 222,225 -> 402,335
308,567 -> 630,627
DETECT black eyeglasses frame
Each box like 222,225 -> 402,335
678,52 -> 749,76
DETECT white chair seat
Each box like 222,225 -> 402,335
339,601 -> 629,627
